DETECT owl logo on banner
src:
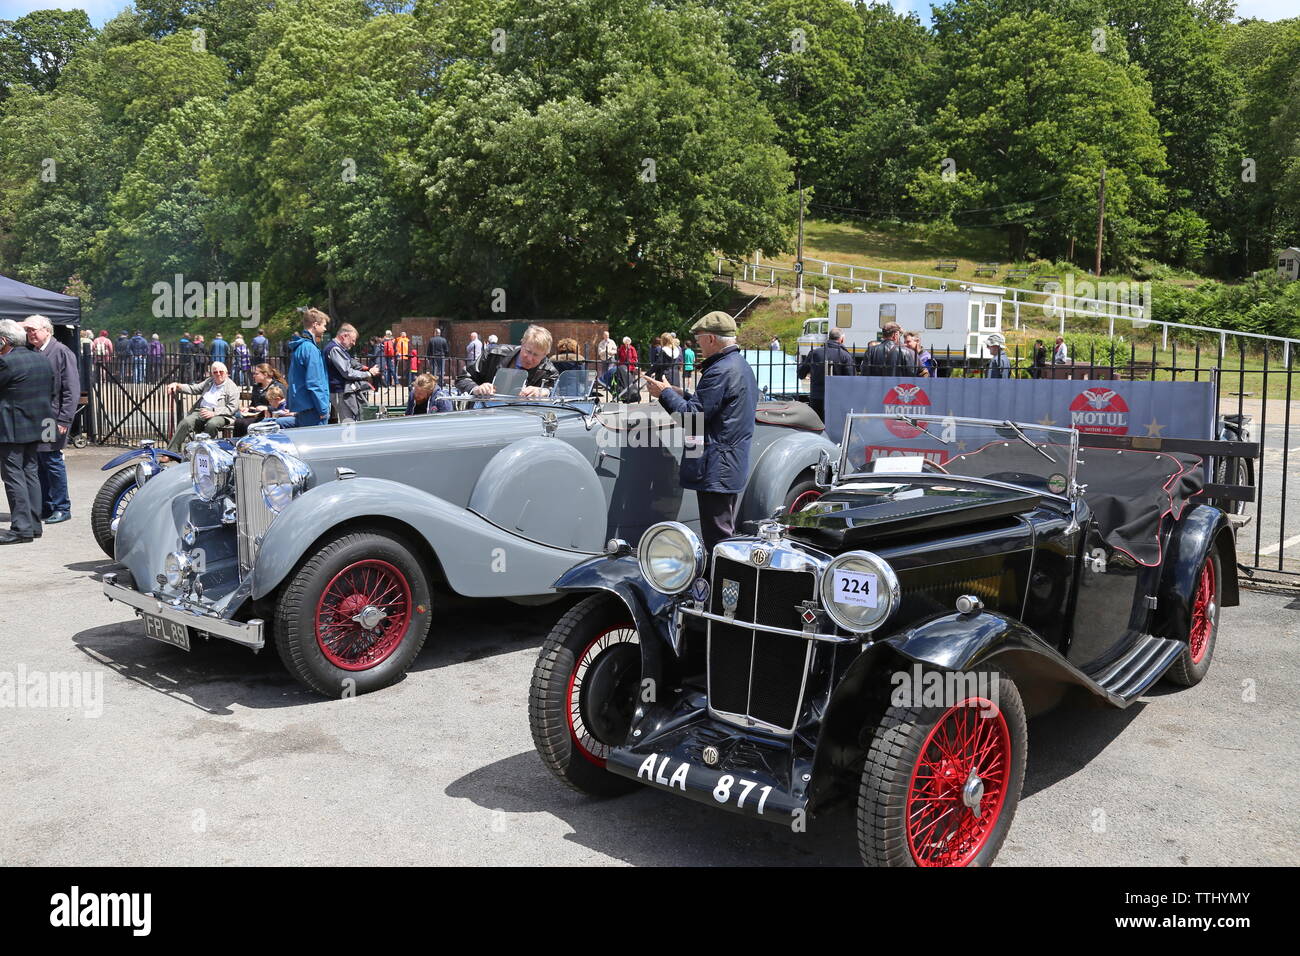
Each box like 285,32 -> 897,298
883,383 -> 931,438
1070,387 -> 1129,435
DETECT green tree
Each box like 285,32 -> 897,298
417,0 -> 795,327
0,88 -> 122,289
912,11 -> 1166,266
0,9 -> 95,100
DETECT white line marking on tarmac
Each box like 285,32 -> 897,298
1257,532 -> 1300,556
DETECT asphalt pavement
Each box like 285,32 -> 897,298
0,446 -> 1296,866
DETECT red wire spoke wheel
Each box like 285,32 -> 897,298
787,489 -> 823,514
905,699 -> 1011,867
531,594 -> 642,796
1164,548 -> 1221,688
275,531 -> 431,697
1188,559 -> 1215,664
313,559 -> 413,670
566,625 -> 641,765
859,668 -> 1026,867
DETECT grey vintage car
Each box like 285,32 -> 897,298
101,373 -> 834,696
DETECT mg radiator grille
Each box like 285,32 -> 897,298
707,555 -> 815,732
235,454 -> 274,578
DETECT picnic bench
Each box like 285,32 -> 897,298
1034,274 -> 1062,289
974,261 -> 999,277
1004,268 -> 1029,281
935,259 -> 958,272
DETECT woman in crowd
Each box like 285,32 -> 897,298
660,332 -> 683,387
406,373 -> 453,415
231,334 -> 251,385
233,363 -> 287,437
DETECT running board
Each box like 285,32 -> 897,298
1084,635 -> 1185,704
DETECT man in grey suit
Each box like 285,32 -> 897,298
22,314 -> 80,524
0,319 -> 55,543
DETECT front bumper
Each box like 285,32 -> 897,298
102,571 -> 265,650
605,718 -> 811,825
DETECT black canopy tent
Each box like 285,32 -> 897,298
0,273 -> 82,328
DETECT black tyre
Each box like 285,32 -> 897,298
858,667 -> 1027,867
90,467 -> 139,558
529,594 -> 642,797
274,530 -> 432,697
783,473 -> 822,514
1164,548 -> 1221,687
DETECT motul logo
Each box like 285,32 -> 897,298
1069,387 -> 1129,435
883,383 -> 930,438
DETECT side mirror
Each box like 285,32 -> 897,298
815,448 -> 835,489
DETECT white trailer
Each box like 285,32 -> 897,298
796,286 -> 1006,361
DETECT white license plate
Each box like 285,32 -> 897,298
141,612 -> 191,651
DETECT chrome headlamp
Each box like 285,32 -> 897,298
135,458 -> 161,489
819,550 -> 900,634
261,451 -> 312,514
163,550 -> 193,589
189,441 -> 234,502
637,521 -> 704,595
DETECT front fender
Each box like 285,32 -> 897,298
739,429 -> 837,524
250,476 -> 600,601
552,553 -> 678,650
808,611 -> 1093,812
1157,504 -> 1239,643
101,447 -> 183,471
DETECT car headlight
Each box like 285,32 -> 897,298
163,550 -> 192,589
261,452 -> 311,513
637,521 -> 704,595
190,441 -> 233,501
135,459 -> 161,488
819,550 -> 899,634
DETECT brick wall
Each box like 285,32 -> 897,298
395,317 -> 609,360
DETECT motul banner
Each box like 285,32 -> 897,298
823,377 -> 1216,444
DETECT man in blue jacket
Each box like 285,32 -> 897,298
128,330 -> 149,383
208,332 -> 229,367
644,311 -> 758,554
286,308 -> 331,427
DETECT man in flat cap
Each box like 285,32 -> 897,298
644,311 -> 759,554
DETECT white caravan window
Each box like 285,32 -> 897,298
983,301 -> 998,329
878,303 -> 897,328
835,304 -> 853,328
924,303 -> 942,329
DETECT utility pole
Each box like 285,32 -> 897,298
1094,167 -> 1106,277
796,172 -> 806,298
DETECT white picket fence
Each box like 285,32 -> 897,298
717,254 -> 1300,363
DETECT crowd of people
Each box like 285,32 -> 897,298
86,327 -> 272,386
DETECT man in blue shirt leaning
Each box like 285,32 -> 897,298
643,311 -> 759,554
286,308 -> 332,426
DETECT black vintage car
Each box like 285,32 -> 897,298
527,414 -> 1238,866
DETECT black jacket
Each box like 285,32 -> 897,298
427,335 -> 449,358
658,345 -> 759,494
858,339 -> 918,377
798,340 -> 855,398
31,338 -> 80,451
0,346 -> 56,445
455,345 -> 558,394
